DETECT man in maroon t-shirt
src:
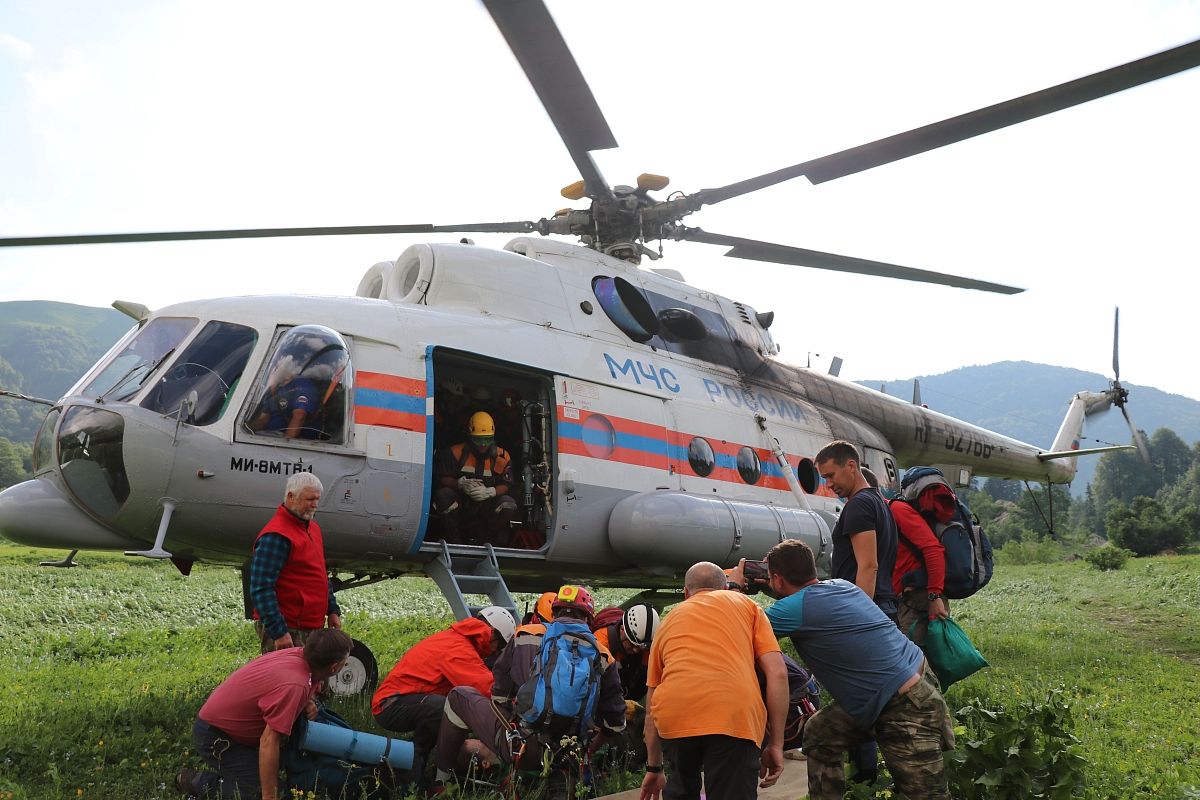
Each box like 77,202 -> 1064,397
176,629 -> 352,799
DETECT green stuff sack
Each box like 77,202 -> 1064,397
924,618 -> 988,690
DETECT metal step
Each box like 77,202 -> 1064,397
423,540 -> 517,623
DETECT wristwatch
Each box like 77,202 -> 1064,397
646,764 -> 664,774
927,592 -> 943,602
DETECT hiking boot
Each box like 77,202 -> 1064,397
174,767 -> 200,796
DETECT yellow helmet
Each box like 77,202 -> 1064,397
468,411 -> 496,438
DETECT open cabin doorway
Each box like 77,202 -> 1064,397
426,349 -> 555,554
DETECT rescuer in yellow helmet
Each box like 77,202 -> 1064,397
432,410 -> 519,546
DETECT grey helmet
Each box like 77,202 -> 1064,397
477,606 -> 517,644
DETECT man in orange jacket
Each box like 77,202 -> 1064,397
372,607 -> 516,786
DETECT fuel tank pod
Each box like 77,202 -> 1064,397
608,490 -> 832,574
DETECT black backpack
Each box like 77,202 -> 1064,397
757,654 -> 820,751
896,467 -> 994,599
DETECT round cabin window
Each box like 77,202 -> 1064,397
795,457 -> 819,493
581,414 -> 617,459
687,437 -> 716,477
737,446 -> 762,484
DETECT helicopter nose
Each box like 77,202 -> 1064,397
0,478 -> 142,550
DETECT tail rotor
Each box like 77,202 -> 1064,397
1107,308 -> 1151,463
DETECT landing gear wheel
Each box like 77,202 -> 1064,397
327,637 -> 378,696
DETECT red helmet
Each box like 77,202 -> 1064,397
551,585 -> 595,622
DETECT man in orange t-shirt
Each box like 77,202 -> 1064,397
640,562 -> 787,800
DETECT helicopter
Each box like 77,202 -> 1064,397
0,2 -> 1188,691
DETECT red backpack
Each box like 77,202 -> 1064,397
590,606 -> 625,632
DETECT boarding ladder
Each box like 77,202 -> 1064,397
423,541 -> 518,622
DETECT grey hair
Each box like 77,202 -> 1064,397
683,561 -> 728,593
285,471 -> 324,501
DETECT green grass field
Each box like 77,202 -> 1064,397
0,544 -> 1198,799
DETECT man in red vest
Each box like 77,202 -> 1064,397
250,472 -> 342,653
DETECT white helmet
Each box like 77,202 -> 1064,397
477,606 -> 516,644
622,603 -> 660,648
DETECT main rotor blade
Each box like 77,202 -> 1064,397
482,0 -> 616,200
677,228 -> 1023,294
0,221 -> 540,248
700,38 -> 1200,206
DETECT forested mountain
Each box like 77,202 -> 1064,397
0,301 -> 132,443
861,361 -> 1200,493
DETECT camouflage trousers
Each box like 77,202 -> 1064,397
254,622 -> 322,654
802,664 -> 953,800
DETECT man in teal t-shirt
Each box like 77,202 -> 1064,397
733,540 -> 952,800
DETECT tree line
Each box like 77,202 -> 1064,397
964,427 -> 1199,556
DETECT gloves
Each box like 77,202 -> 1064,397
469,484 -> 497,501
459,477 -> 496,501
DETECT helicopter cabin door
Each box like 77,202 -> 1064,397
553,374 -> 676,564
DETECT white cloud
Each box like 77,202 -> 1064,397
0,32 -> 34,61
25,49 -> 97,109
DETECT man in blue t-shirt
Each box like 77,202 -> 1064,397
737,540 -> 952,800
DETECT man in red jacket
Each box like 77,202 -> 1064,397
889,479 -> 954,645
373,607 -> 517,786
249,472 -> 342,653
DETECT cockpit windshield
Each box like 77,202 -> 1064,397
141,321 -> 258,425
79,317 -> 196,402
243,325 -> 352,444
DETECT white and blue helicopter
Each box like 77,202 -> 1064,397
0,2 -> 1182,690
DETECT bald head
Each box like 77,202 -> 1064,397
684,562 -> 728,595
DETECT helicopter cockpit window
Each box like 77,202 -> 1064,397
79,317 -> 196,402
141,321 -> 257,425
243,325 -> 352,444
32,407 -> 62,474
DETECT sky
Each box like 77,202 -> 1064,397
3,1 -> 1199,412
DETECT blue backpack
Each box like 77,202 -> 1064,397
515,619 -> 605,738
897,467 -> 994,599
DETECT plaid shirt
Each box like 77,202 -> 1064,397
249,532 -> 341,639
